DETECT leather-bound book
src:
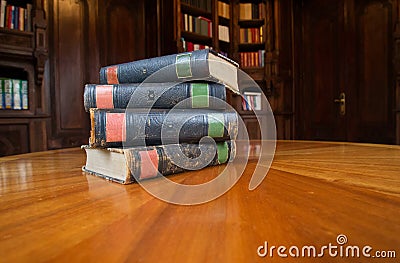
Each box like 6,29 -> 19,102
89,108 -> 238,148
82,141 -> 236,184
99,49 -> 240,94
83,82 -> 227,111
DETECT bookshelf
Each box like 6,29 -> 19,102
0,0 -> 48,155
176,0 -> 270,139
174,0 -> 294,140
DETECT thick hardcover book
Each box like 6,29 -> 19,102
99,49 -> 240,94
82,141 -> 236,184
83,82 -> 226,111
89,108 -> 238,148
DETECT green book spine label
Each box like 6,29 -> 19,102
216,141 -> 229,164
191,83 -> 209,108
176,53 -> 193,78
208,113 -> 225,138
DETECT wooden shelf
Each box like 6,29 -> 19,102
0,28 -> 34,55
0,110 -> 50,118
219,39 -> 230,49
0,0 -> 49,155
181,3 -> 212,19
238,43 -> 265,51
218,16 -> 230,26
238,19 -> 264,28
181,31 -> 213,46
242,67 -> 264,80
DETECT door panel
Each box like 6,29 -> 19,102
351,1 -> 395,143
99,0 -> 147,66
48,0 -> 90,148
296,0 -> 396,144
299,0 -> 346,141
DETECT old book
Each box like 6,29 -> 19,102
3,78 -> 12,109
99,49 -> 240,94
26,3 -> 32,31
21,80 -> 28,109
0,0 -> 6,28
89,108 -> 238,148
12,79 -> 21,110
82,141 -> 236,184
0,78 -> 3,109
83,82 -> 226,111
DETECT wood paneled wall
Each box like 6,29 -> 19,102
45,0 -> 159,149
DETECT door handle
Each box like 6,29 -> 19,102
334,92 -> 346,115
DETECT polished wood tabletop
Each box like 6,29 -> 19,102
0,141 -> 399,262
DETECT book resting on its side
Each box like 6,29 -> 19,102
89,108 -> 238,148
82,141 -> 236,184
83,82 -> 227,111
99,49 -> 240,94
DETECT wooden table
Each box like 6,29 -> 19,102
0,141 -> 399,262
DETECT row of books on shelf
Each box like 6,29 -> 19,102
0,78 -> 28,110
182,39 -> 211,52
181,39 -> 228,57
218,1 -> 230,19
240,27 -> 264,44
0,1 -> 32,32
181,0 -> 212,12
242,91 -> 262,111
182,14 -> 212,37
82,49 -> 239,184
240,50 -> 265,68
239,2 -> 266,20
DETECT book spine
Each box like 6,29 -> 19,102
18,7 -> 24,31
26,3 -> 31,31
13,5 -> 17,30
0,0 -> 6,28
89,109 -> 238,148
8,5 -> 13,29
84,82 -> 227,111
12,79 -> 21,109
4,79 -> 12,109
21,80 -> 28,109
0,79 -> 3,109
124,141 -> 236,182
99,49 -> 211,84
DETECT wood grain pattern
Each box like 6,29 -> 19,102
0,141 -> 399,262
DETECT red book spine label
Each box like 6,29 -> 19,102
139,149 -> 159,179
96,85 -> 114,108
106,66 -> 119,84
105,112 -> 126,142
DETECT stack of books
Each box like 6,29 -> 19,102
82,49 -> 240,184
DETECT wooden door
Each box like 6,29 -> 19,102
295,0 -> 396,144
99,0 -> 159,66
